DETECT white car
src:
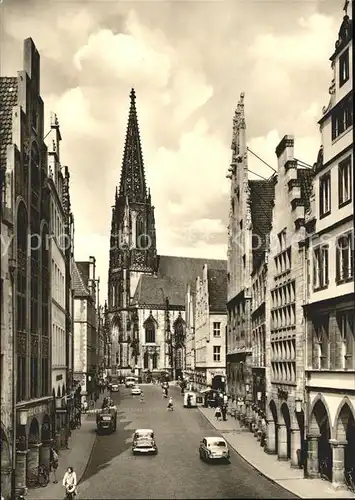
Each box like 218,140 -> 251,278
131,385 -> 142,395
132,429 -> 158,454
111,384 -> 119,392
199,436 -> 230,461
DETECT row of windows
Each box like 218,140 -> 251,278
270,304 -> 296,330
52,259 -> 65,306
319,155 -> 352,217
312,310 -> 354,370
252,272 -> 267,311
17,356 -> 49,402
313,231 -> 354,290
51,200 -> 65,244
52,324 -> 66,366
271,361 -> 296,383
252,326 -> 266,367
274,247 -> 292,277
331,92 -> 353,142
271,281 -> 296,309
271,339 -> 296,362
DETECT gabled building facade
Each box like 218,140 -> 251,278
73,257 -> 98,398
302,9 -> 354,488
184,284 -> 196,384
0,38 -> 53,496
194,265 -> 228,391
107,89 -> 226,380
264,136 -> 312,470
226,94 -> 274,426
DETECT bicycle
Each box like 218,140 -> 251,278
319,459 -> 330,481
344,468 -> 355,493
38,464 -> 50,487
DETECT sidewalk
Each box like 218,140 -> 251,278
27,392 -> 106,500
198,406 -> 355,499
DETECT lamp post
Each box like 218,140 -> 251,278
9,257 -> 17,500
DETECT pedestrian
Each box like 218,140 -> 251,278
215,406 -> 222,421
221,405 -> 227,421
63,466 -> 77,496
50,447 -> 59,483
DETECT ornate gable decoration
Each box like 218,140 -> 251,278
143,311 -> 158,329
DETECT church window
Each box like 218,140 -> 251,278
144,318 -> 156,343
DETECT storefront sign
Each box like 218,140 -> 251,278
27,403 -> 49,418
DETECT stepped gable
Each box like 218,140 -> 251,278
133,255 -> 227,307
0,77 -> 18,170
72,261 -> 90,297
248,179 -> 275,270
207,268 -> 227,313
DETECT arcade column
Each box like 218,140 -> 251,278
265,419 -> 277,455
15,450 -> 28,494
306,433 -> 320,478
26,442 -> 42,484
290,428 -> 301,468
329,439 -> 347,489
277,424 -> 288,461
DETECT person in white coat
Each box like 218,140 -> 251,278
63,466 -> 77,496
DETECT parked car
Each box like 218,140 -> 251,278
96,407 -> 117,434
125,376 -> 136,388
132,429 -> 158,454
199,436 -> 230,462
131,386 -> 142,396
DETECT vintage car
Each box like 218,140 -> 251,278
111,383 -> 119,392
131,385 -> 142,396
125,376 -> 137,388
96,407 -> 117,434
132,429 -> 158,454
199,436 -> 230,462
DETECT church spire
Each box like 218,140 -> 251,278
118,88 -> 147,202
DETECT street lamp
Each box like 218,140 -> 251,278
17,409 -> 28,426
295,399 -> 303,413
9,257 -> 17,500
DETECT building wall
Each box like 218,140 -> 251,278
226,94 -> 253,400
184,285 -> 195,376
266,137 -> 307,425
0,219 -> 14,498
195,268 -> 209,369
205,313 -> 227,385
73,298 -> 88,392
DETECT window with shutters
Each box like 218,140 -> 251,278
337,311 -> 355,370
313,245 -> 329,291
338,155 -> 352,207
319,172 -> 331,218
312,316 -> 330,370
336,232 -> 354,284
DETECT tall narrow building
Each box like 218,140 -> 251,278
107,89 -> 226,379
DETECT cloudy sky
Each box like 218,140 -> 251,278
1,0 -> 344,298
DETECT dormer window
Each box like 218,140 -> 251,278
339,48 -> 349,87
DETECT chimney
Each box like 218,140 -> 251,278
275,135 -> 294,164
89,256 -> 96,281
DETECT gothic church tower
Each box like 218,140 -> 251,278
108,88 -> 157,370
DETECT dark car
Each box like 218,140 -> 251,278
96,407 -> 117,434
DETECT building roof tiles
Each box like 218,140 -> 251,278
0,77 -> 18,170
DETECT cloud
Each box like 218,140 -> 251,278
1,1 -> 343,298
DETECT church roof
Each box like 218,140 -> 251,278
207,268 -> 227,313
72,261 -> 90,297
133,255 -> 227,308
118,88 -> 147,202
0,77 -> 18,170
